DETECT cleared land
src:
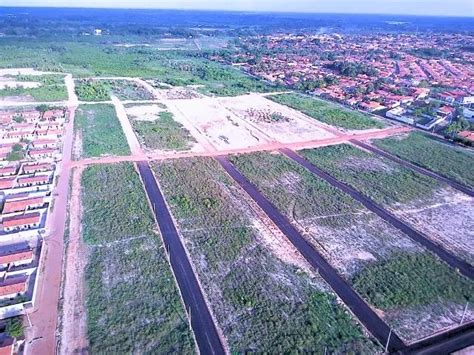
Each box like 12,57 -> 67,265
125,104 -> 197,151
229,152 -> 473,342
0,73 -> 67,101
301,144 -> 474,265
218,94 -> 336,143
74,104 -> 130,158
104,79 -> 155,101
268,93 -> 385,130
152,157 -> 378,353
81,163 -> 195,353
372,132 -> 474,189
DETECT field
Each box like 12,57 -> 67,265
74,104 -> 130,158
104,79 -> 155,101
81,163 -> 195,353
0,73 -> 67,101
268,93 -> 386,130
217,94 -> 336,143
229,151 -> 473,341
125,104 -> 197,151
372,132 -> 474,189
300,144 -> 474,265
152,157 -> 378,353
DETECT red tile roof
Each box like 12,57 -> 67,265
22,163 -> 53,173
17,175 -> 49,185
0,177 -> 15,190
1,212 -> 41,228
3,197 -> 44,214
0,250 -> 33,265
0,278 -> 27,297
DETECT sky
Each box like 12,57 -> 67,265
1,0 -> 473,17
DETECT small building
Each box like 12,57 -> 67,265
0,278 -> 27,299
16,175 -> 50,188
28,148 -> 56,159
1,212 -> 41,233
31,139 -> 57,149
22,163 -> 53,174
42,109 -> 64,120
0,166 -> 17,177
3,196 -> 45,214
0,178 -> 16,191
458,131 -> 474,142
0,249 -> 34,268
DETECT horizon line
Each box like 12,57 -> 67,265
1,5 -> 474,19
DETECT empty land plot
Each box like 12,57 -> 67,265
229,152 -> 473,342
125,104 -> 197,151
372,132 -> 474,189
81,163 -> 195,353
168,98 -> 266,150
218,94 -> 336,143
0,73 -> 67,101
301,144 -> 474,265
103,79 -> 155,101
268,93 -> 386,130
74,104 -> 130,158
75,79 -> 110,101
152,157 -> 378,353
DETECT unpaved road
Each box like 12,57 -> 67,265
59,166 -> 89,354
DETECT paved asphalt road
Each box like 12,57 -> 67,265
280,148 -> 474,280
401,321 -> 474,354
350,139 -> 474,198
137,161 -> 225,355
215,155 -> 405,353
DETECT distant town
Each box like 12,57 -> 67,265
210,32 -> 474,140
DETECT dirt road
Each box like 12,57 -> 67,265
59,166 -> 89,354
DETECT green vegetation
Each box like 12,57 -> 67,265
104,80 -> 155,100
373,132 -> 474,189
153,157 -> 377,353
6,144 -> 25,161
269,93 -> 385,130
301,144 -> 441,206
5,317 -> 24,339
353,252 -> 473,309
75,79 -> 110,101
81,163 -> 195,353
74,104 -> 130,158
132,111 -> 196,151
0,73 -> 67,101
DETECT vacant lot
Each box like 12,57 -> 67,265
104,79 -> 155,101
74,104 -> 130,158
75,79 -> 110,101
269,93 -> 385,130
81,163 -> 195,353
229,151 -> 473,341
218,94 -> 336,143
152,157 -> 377,353
0,74 -> 67,101
125,104 -> 196,151
373,132 -> 474,189
301,144 -> 474,265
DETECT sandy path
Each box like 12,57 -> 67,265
111,95 -> 146,158
59,166 -> 89,354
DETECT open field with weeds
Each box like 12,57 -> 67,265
104,79 -> 155,100
268,93 -> 385,130
229,151 -> 473,341
0,73 -> 67,101
126,105 -> 196,151
81,163 -> 195,353
74,104 -> 130,158
373,132 -> 474,189
152,157 -> 378,353
300,144 -> 474,265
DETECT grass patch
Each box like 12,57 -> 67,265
74,104 -> 130,158
104,79 -> 155,100
373,132 -> 474,189
152,157 -> 377,353
300,144 -> 441,206
353,252 -> 473,309
81,163 -> 195,353
0,74 -> 67,101
269,93 -> 385,130
75,79 -> 110,101
132,111 -> 196,151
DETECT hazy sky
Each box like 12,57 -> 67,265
1,0 -> 473,17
